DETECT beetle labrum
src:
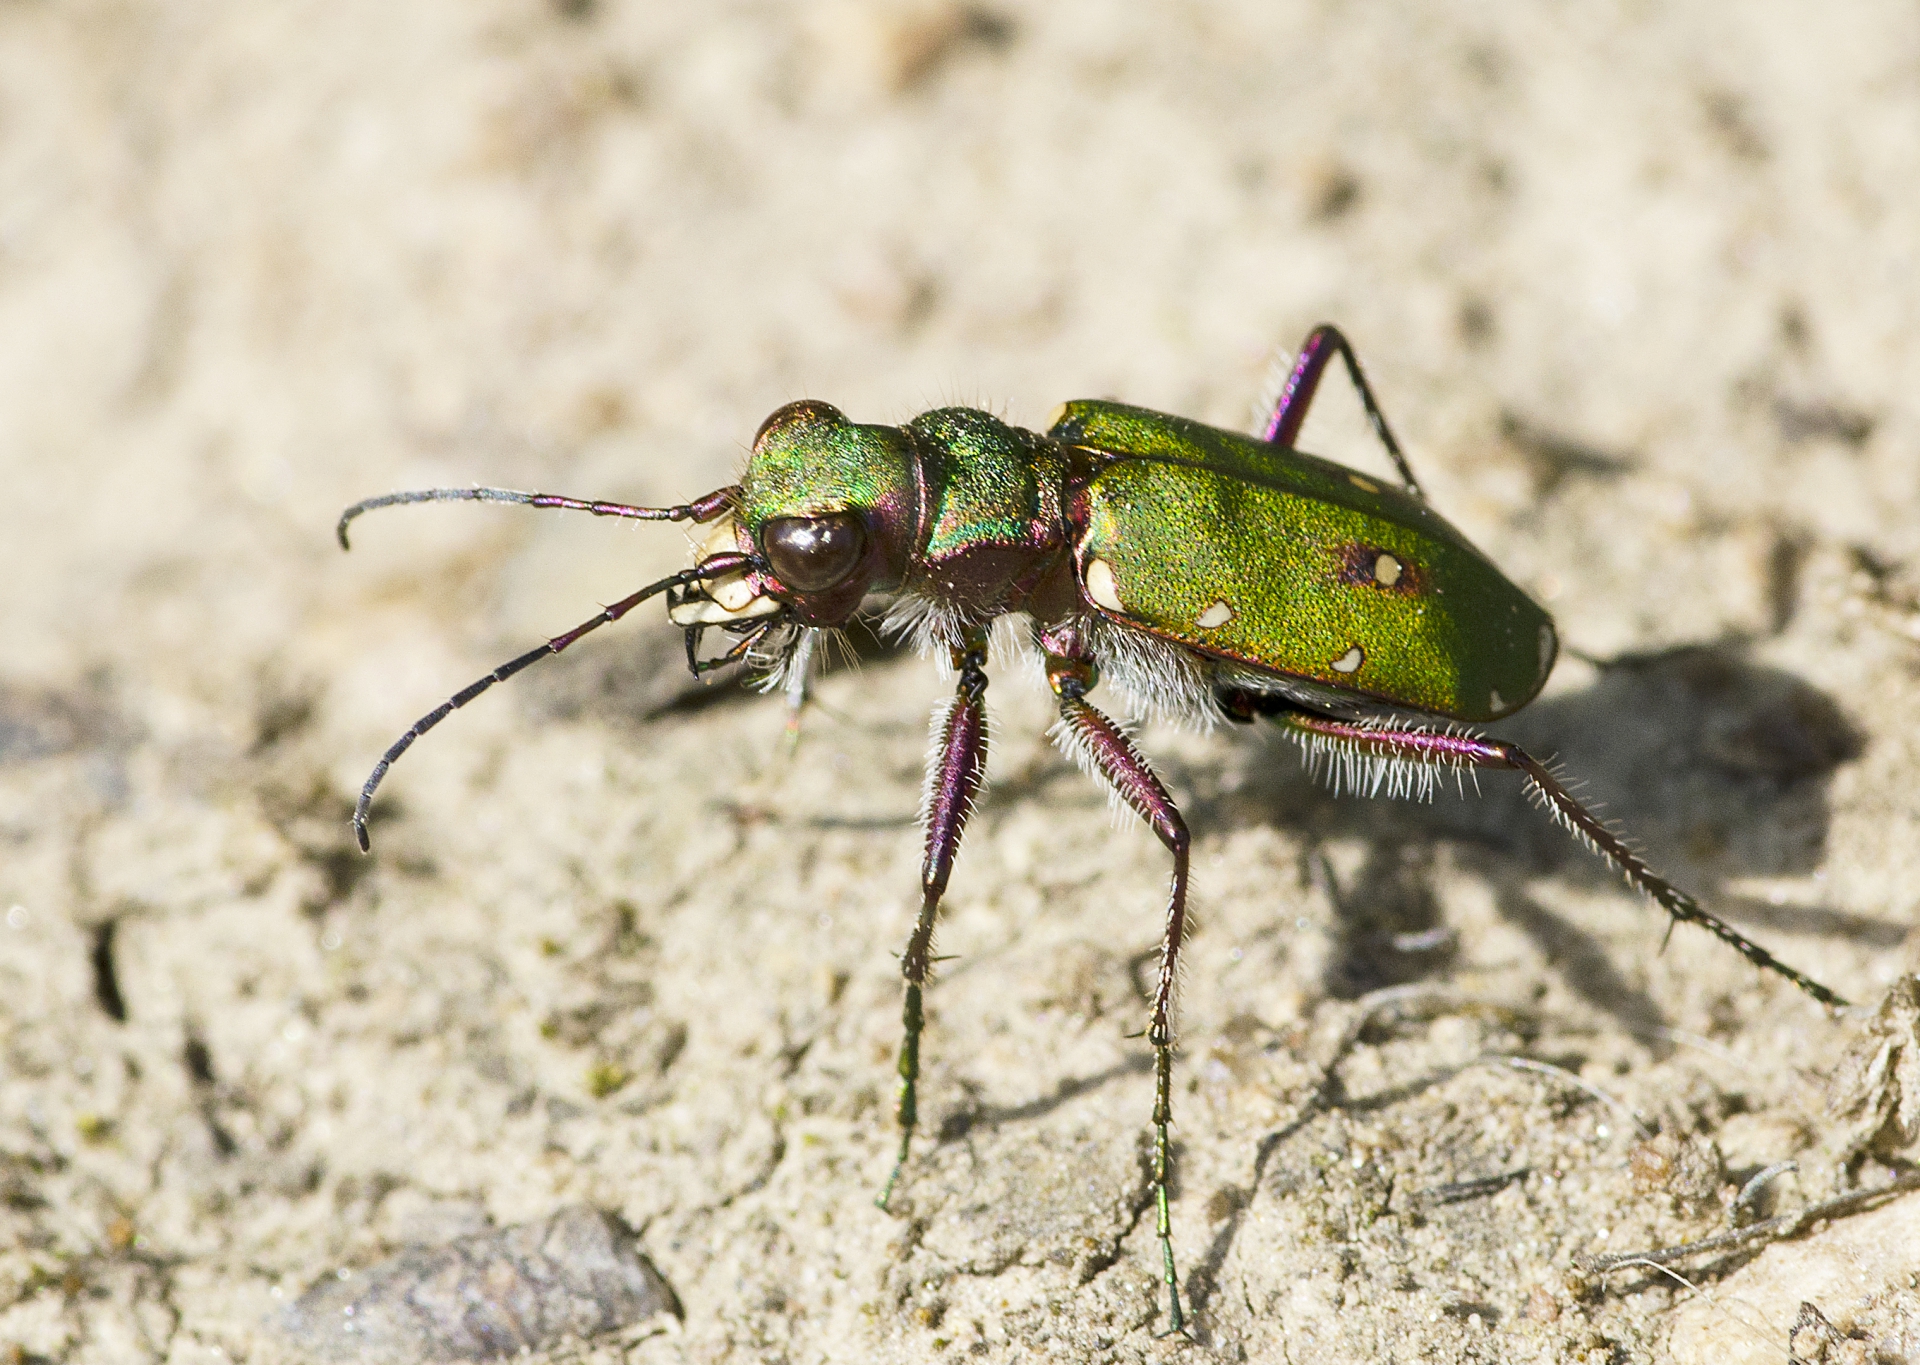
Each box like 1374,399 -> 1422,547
338,326 -> 1847,1335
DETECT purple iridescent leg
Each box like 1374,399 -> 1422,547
1042,624 -> 1192,1336
1264,324 -> 1423,497
877,628 -> 992,1212
1261,705 -> 1848,1009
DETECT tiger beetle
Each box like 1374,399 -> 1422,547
337,325 -> 1848,1336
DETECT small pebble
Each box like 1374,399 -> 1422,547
281,1206 -> 678,1362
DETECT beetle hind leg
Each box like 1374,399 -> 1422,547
1262,324 -> 1424,497
1262,706 -> 1849,1010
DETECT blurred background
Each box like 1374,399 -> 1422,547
2,3 -> 1917,1362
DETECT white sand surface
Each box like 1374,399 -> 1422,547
3,3 -> 1918,1361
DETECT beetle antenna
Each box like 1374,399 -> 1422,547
336,484 -> 739,550
351,552 -> 750,853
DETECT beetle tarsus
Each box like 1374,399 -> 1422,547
1152,1035 -> 1188,1338
876,979 -> 923,1212
1499,741 -> 1850,1010
1270,708 -> 1851,1010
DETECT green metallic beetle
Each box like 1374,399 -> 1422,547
338,325 -> 1846,1336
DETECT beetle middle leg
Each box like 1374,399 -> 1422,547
877,626 -> 992,1212
1238,700 -> 1849,1010
1264,323 -> 1424,497
1043,623 -> 1192,1336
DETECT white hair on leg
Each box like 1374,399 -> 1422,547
1083,614 -> 1218,729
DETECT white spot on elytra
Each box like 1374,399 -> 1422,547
1084,556 -> 1125,614
1043,402 -> 1069,431
1349,474 -> 1380,493
1196,599 -> 1235,629
1489,688 -> 1506,712
1373,553 -> 1403,587
1331,646 -> 1364,673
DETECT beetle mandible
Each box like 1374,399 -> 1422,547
338,325 -> 1847,1335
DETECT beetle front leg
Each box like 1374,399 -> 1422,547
877,627 -> 991,1212
1043,635 -> 1192,1336
1264,323 -> 1424,497
1264,707 -> 1849,1010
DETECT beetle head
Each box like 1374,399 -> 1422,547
709,399 -> 919,627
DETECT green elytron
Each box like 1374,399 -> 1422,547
1059,400 -> 1554,720
338,325 -> 1846,1338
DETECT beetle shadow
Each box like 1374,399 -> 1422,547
1189,642 -> 1877,1029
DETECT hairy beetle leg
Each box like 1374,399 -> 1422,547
1263,706 -> 1850,1010
878,629 -> 992,1212
1265,324 -> 1423,498
1047,640 -> 1192,1337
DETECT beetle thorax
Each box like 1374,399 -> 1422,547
893,407 -> 1075,625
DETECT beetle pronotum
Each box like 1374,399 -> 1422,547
339,326 -> 1846,1335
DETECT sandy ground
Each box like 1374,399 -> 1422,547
4,2 -> 1920,1361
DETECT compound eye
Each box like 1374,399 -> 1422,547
762,513 -> 867,593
